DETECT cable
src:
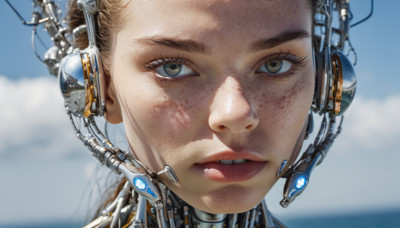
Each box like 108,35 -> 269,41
32,28 -> 45,63
350,0 -> 374,27
5,0 -> 32,26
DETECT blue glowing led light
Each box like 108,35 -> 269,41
133,177 -> 147,191
295,176 -> 306,189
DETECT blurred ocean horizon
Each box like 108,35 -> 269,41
1,208 -> 399,228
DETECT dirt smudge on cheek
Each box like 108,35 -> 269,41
152,96 -> 194,133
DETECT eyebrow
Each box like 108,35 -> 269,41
135,30 -> 310,55
248,30 -> 310,53
137,37 -> 211,55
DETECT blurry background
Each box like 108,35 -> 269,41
0,0 -> 399,227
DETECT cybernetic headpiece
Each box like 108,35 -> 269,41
7,0 -> 373,227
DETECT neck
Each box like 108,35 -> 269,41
84,181 -> 286,228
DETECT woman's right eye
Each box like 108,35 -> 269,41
155,63 -> 196,78
256,59 -> 293,75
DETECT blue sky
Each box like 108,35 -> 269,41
0,0 -> 400,226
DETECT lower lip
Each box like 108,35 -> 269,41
194,161 -> 268,183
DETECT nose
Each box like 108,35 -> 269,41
208,77 -> 259,133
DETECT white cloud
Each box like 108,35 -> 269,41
0,76 -> 86,160
336,95 -> 400,152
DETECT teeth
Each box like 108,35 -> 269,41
220,160 -> 233,164
218,159 -> 247,165
233,159 -> 247,164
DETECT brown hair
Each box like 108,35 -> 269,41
67,0 -> 130,72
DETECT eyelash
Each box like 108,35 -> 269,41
144,56 -> 194,84
144,56 -> 188,69
256,51 -> 307,77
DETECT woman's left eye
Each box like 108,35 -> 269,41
257,60 -> 292,75
156,63 -> 196,78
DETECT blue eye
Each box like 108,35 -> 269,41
156,63 -> 196,78
257,60 -> 292,74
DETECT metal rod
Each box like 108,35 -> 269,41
229,214 -> 238,228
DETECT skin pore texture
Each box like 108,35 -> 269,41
104,0 -> 314,214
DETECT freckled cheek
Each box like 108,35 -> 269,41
253,89 -> 296,123
253,72 -> 314,135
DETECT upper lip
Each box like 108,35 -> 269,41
197,150 -> 266,164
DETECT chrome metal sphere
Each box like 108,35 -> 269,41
58,52 -> 86,116
334,51 -> 357,115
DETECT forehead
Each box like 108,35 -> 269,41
119,0 -> 311,43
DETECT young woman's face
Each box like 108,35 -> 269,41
106,0 -> 313,214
